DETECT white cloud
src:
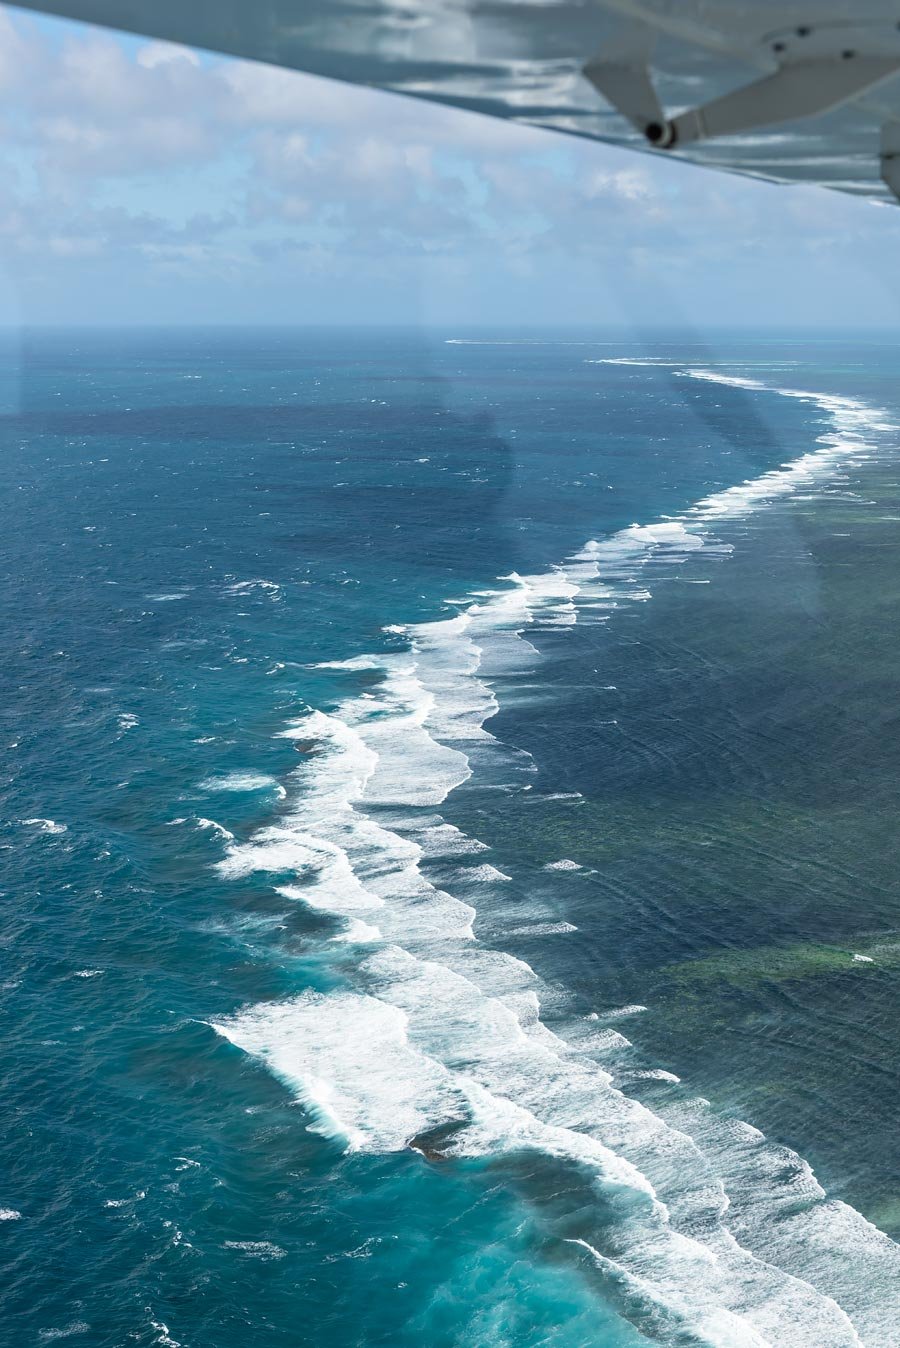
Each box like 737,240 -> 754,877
0,2 -> 894,325
0,7 -> 31,92
47,233 -> 102,257
221,60 -> 362,126
137,41 -> 201,70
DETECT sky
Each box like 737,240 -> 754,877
1,4 -> 899,329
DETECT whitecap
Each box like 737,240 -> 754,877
224,579 -> 282,599
149,1320 -> 180,1348
199,773 -> 286,798
333,919 -> 382,944
222,1240 -> 286,1260
457,863 -> 513,884
506,922 -> 578,936
195,818 -> 236,843
630,1069 -> 682,1084
418,822 -> 491,856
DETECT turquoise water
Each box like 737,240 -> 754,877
3,330 -> 900,1346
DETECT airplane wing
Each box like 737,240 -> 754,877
9,0 -> 900,204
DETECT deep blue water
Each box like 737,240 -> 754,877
3,329 -> 900,1346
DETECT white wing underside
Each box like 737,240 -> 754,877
11,0 -> 900,204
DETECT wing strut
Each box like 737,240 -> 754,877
583,58 -> 665,137
646,57 -> 900,150
583,23 -> 666,138
882,121 -> 900,202
586,42 -> 900,190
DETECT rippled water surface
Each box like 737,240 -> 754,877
3,329 -> 900,1346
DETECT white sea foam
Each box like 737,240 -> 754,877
219,709 -> 476,943
200,773 -> 286,798
222,1240 -> 286,1259
212,365 -> 899,1344
217,953 -> 871,1345
587,357 -> 683,366
215,994 -> 458,1151
327,659 -> 473,806
224,579 -> 282,599
418,822 -> 490,856
507,921 -> 578,936
20,818 -> 67,835
195,818 -> 235,843
543,859 -> 582,871
149,1321 -> 180,1348
569,1238 -> 775,1348
458,863 -> 512,884
333,919 -> 382,944
560,371 -> 889,641
0,1208 -> 21,1220
578,1026 -> 633,1053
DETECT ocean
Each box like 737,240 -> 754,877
3,328 -> 900,1346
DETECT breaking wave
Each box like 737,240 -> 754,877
211,367 -> 899,1345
